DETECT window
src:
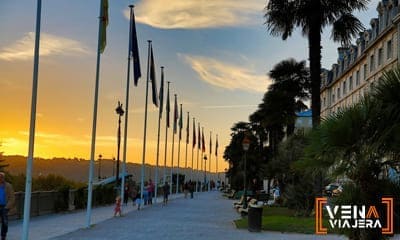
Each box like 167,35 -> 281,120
387,40 -> 392,59
323,97 -> 326,107
356,70 -> 360,86
337,87 -> 341,99
332,94 -> 335,103
370,55 -> 375,72
363,64 -> 368,79
349,76 -> 353,90
378,48 -> 383,66
343,81 -> 347,95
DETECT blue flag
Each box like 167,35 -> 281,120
149,44 -> 158,107
159,67 -> 164,118
129,7 -> 141,86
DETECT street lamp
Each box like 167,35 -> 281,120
115,101 -> 124,191
242,135 -> 250,209
97,154 -> 102,180
224,168 -> 228,189
203,155 -> 207,191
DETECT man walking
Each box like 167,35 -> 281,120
0,172 -> 15,240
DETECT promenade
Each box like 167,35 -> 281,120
7,191 -> 392,240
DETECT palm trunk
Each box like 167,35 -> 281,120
309,0 -> 321,128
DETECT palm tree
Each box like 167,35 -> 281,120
264,0 -> 367,127
269,59 -> 310,135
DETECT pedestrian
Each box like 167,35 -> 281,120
183,182 -> 189,199
162,182 -> 170,206
0,172 -> 15,240
114,196 -> 122,217
273,185 -> 280,203
123,183 -> 130,205
143,181 -> 149,205
189,180 -> 194,199
148,179 -> 154,205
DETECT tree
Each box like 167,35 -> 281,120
298,67 -> 400,239
0,144 -> 9,172
264,0 -> 367,127
269,59 -> 310,135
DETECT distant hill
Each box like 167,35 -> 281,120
2,155 -> 220,184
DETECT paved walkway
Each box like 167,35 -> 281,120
7,191 -> 399,240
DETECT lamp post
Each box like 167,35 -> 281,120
203,155 -> 207,191
224,168 -> 228,189
97,154 -> 102,180
115,101 -> 124,191
242,135 -> 250,209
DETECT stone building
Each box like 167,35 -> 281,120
321,0 -> 400,118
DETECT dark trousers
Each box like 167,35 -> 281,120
0,206 -> 8,238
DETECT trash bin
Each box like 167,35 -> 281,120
248,202 -> 263,232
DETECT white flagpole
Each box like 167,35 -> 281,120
208,131 -> 212,191
196,123 -> 200,192
86,0 -> 105,228
170,94 -> 176,195
176,104 -> 182,194
120,4 -> 134,211
154,67 -> 164,204
216,134 -> 219,183
191,117 -> 195,183
140,40 -> 152,205
184,112 -> 189,184
22,1 -> 42,239
163,81 -> 170,184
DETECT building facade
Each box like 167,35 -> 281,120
321,0 -> 400,118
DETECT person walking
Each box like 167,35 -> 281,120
189,180 -> 194,199
0,172 -> 15,240
162,182 -> 170,206
148,179 -> 154,205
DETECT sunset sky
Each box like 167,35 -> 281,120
0,0 -> 379,172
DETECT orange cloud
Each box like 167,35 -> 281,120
125,0 -> 263,29
182,54 -> 272,93
0,32 -> 89,61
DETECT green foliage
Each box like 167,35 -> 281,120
74,187 -> 87,209
54,185 -> 70,212
234,207 -> 315,234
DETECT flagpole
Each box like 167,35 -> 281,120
191,117 -> 195,183
216,134 -> 219,183
184,112 -> 189,184
196,123 -> 200,192
22,1 -> 42,239
154,66 -> 164,204
140,40 -> 152,206
201,127 -> 204,191
163,81 -> 170,184
120,4 -> 134,211
170,94 -> 177,195
209,131 -> 212,192
85,0 -> 106,228
176,104 -> 182,194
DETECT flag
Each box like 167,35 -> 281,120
129,7 -> 141,85
166,83 -> 170,128
186,112 -> 190,144
173,94 -> 178,134
149,44 -> 158,107
192,118 -> 196,148
198,124 -> 201,150
178,104 -> 183,140
201,128 -> 205,153
99,0 -> 108,54
215,135 -> 218,156
209,133 -> 212,155
158,67 -> 164,118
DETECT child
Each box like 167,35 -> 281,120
114,196 -> 122,217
